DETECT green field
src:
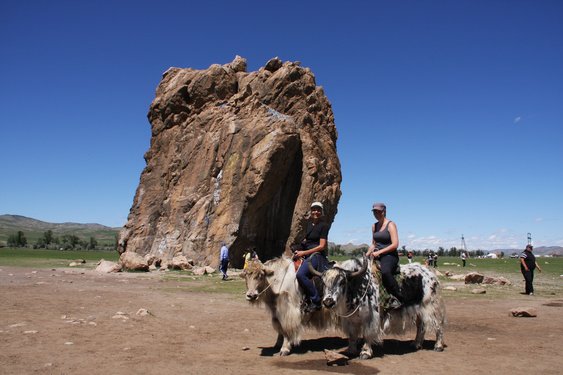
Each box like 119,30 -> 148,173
0,247 -> 119,268
1,250 -> 561,298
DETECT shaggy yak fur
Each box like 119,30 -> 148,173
240,257 -> 338,356
319,257 -> 446,359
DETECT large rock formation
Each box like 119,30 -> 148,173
118,56 -> 341,268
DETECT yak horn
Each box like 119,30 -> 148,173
350,255 -> 369,278
307,259 -> 323,277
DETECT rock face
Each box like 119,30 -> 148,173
465,272 -> 485,284
118,56 -> 342,268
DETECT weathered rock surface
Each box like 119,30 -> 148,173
118,56 -> 341,267
465,272 -> 485,284
95,260 -> 121,273
483,276 -> 512,286
510,307 -> 537,317
324,349 -> 349,366
119,252 -> 149,272
169,255 -> 193,270
449,274 -> 466,281
471,288 -> 487,294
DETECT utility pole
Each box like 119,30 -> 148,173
527,233 -> 532,245
461,234 -> 468,254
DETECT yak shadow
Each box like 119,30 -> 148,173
260,337 -> 439,357
259,336 -> 348,356
372,339 -> 438,357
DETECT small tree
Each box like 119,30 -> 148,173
61,234 -> 80,250
437,247 -> 445,257
8,231 -> 28,247
43,230 -> 54,245
88,237 -> 98,250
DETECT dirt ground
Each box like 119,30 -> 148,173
1,266 -> 561,375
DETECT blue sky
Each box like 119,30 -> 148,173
1,1 -> 562,250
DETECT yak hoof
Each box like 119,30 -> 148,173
434,346 -> 444,352
278,349 -> 290,356
359,352 -> 372,360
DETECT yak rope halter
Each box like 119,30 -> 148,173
255,261 -> 292,298
333,270 -> 372,319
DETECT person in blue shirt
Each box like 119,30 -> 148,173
220,242 -> 229,280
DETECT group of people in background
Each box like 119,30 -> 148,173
220,200 -> 542,303
218,244 -> 259,281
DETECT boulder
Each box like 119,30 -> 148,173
510,307 -> 537,317
324,349 -> 348,366
483,276 -> 512,286
144,254 -> 161,267
95,260 -> 121,273
465,272 -> 484,284
136,308 -> 152,317
169,255 -> 192,270
118,56 -> 342,268
119,252 -> 149,272
471,288 -> 487,294
204,266 -> 216,274
449,274 -> 466,281
192,267 -> 206,276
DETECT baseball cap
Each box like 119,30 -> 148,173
372,202 -> 386,211
310,201 -> 323,210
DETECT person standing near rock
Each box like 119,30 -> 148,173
461,251 -> 467,267
243,248 -> 258,270
520,244 -> 542,295
366,202 -> 402,309
294,202 -> 330,312
220,242 -> 229,280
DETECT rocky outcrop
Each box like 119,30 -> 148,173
118,56 -> 341,268
510,307 -> 537,317
95,260 -> 121,273
483,276 -> 512,286
119,252 -> 149,272
465,272 -> 485,284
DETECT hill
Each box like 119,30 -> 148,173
0,214 -> 120,246
492,246 -> 563,257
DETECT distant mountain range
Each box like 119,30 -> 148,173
491,246 -> 563,256
0,214 -> 120,245
332,242 -> 562,256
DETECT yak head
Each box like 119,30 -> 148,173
240,259 -> 274,302
309,256 -> 368,309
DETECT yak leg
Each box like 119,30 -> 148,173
434,325 -> 445,352
345,337 -> 360,357
272,317 -> 292,356
274,333 -> 284,349
359,341 -> 374,360
414,314 -> 426,350
278,337 -> 292,356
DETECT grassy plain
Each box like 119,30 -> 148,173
0,247 -> 119,268
1,250 -> 561,298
